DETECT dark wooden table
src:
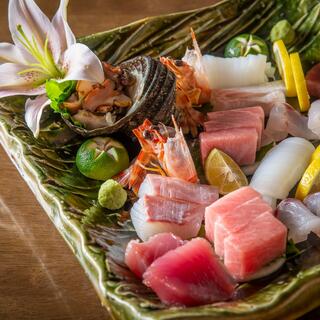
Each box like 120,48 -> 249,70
1,1 -> 320,319
0,1 -> 214,319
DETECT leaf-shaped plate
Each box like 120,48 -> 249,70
1,0 -> 320,319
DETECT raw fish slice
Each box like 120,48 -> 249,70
125,233 -> 184,278
143,195 -> 205,224
224,212 -> 287,281
200,128 -> 258,165
138,174 -> 218,206
304,192 -> 320,216
131,198 -> 203,241
204,111 -> 263,149
307,100 -> 320,137
143,238 -> 236,306
207,106 -> 264,124
205,187 -> 262,242
277,199 -> 320,243
211,81 -> 286,115
262,103 -> 317,146
306,63 -> 320,98
202,54 -> 268,89
214,200 -> 273,257
250,137 -> 315,200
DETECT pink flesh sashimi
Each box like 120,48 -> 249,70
143,238 -> 236,306
224,212 -> 287,281
200,128 -> 258,165
214,200 -> 273,257
205,187 -> 262,242
306,63 -> 320,98
143,195 -> 205,224
204,112 -> 263,149
125,233 -> 184,278
138,174 -> 218,206
131,198 -> 203,241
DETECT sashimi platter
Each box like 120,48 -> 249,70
3,0 -> 320,319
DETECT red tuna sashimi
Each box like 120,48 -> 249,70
224,212 -> 287,281
214,200 -> 273,257
306,63 -> 320,98
125,233 -> 184,278
143,195 -> 205,224
143,238 -> 236,306
205,187 -> 262,242
200,128 -> 258,165
204,112 -> 263,149
138,174 -> 218,206
207,106 -> 264,124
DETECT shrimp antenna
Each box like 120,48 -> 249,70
171,115 -> 180,132
190,28 -> 202,58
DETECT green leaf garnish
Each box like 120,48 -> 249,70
286,239 -> 301,258
45,79 -> 76,118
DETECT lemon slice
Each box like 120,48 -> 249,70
290,52 -> 310,112
295,158 -> 320,200
311,145 -> 320,162
273,40 -> 296,97
205,148 -> 248,195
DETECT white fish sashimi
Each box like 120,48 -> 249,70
277,198 -> 320,243
262,103 -> 318,146
308,100 -> 320,136
250,137 -> 315,200
202,54 -> 269,89
211,81 -> 286,115
130,198 -> 203,241
304,192 -> 320,216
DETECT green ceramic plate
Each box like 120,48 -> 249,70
1,0 -> 320,319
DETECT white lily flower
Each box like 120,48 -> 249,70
1,0 -> 105,137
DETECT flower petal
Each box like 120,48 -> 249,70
51,0 -> 76,53
8,0 -> 58,62
0,43 -> 26,64
62,43 -> 104,83
0,63 -> 47,98
25,94 -> 50,137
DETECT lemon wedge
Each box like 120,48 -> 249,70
273,40 -> 296,97
295,157 -> 320,200
205,148 -> 248,195
290,52 -> 310,112
311,145 -> 320,162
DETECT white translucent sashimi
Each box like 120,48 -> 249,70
202,54 -> 268,89
250,137 -> 315,200
277,199 -> 320,243
308,100 -> 320,136
130,199 -> 203,241
304,192 -> 320,216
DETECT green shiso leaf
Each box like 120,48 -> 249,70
45,79 -> 76,118
286,239 -> 301,258
82,204 -> 118,226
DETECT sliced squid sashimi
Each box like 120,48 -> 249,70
143,238 -> 236,306
224,212 -> 287,281
138,174 -> 218,206
130,198 -> 204,241
307,100 -> 320,137
250,137 -> 315,200
306,63 -> 320,98
277,198 -> 320,243
262,103 -> 318,146
304,192 -> 320,216
211,81 -> 286,115
202,54 -> 268,89
125,233 -> 184,278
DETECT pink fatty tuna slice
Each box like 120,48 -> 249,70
143,238 -> 236,306
130,197 -> 204,241
125,233 -> 184,278
205,109 -> 264,149
224,212 -> 287,281
205,186 -> 262,242
138,174 -> 218,206
200,128 -> 258,165
214,199 -> 273,257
